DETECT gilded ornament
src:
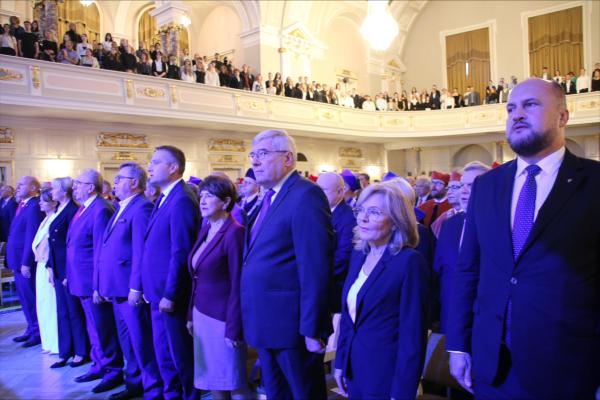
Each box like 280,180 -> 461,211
0,68 -> 24,81
136,87 -> 165,98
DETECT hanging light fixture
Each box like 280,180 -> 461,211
180,14 -> 191,27
80,0 -> 94,7
360,0 -> 399,51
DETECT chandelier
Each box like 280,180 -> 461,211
360,0 -> 399,51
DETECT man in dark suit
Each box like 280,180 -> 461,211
6,176 -> 44,347
433,162 -> 490,334
447,79 -> 600,399
96,163 -> 163,400
0,185 -> 17,242
562,72 -> 577,95
241,129 -> 334,400
238,168 -> 260,221
316,172 -> 356,312
430,85 -> 441,109
67,169 -> 123,392
139,146 -> 199,400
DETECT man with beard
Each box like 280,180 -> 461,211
430,170 -> 462,238
447,79 -> 600,399
418,171 -> 451,227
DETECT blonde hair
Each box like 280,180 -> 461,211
353,182 -> 419,255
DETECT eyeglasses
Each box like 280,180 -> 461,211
114,175 -> 135,183
248,150 -> 289,161
448,185 -> 462,191
353,206 -> 386,220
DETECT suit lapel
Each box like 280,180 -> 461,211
193,217 -> 231,269
354,249 -> 391,325
244,172 -> 300,258
104,194 -> 141,241
145,181 -> 182,237
497,160 -> 517,271
517,150 -> 584,262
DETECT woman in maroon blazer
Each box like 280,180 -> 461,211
186,175 -> 250,399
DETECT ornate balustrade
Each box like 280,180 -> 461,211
1,55 -> 599,140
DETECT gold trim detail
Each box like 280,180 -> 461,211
0,127 -> 14,144
0,68 -> 24,81
170,85 -> 177,103
208,139 -> 246,153
578,100 -> 599,110
111,151 -> 137,161
97,133 -> 149,149
321,111 -> 334,120
136,87 -> 165,98
31,66 -> 40,89
125,79 -> 133,98
339,147 -> 362,158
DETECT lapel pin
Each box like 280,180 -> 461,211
567,178 -> 572,183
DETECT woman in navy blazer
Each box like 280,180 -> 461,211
46,177 -> 89,369
334,182 -> 429,400
186,175 -> 250,399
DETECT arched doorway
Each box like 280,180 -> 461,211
452,144 -> 493,168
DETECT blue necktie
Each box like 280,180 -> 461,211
506,164 -> 541,347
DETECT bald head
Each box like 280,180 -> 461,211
317,172 -> 345,208
506,78 -> 568,162
15,176 -> 40,201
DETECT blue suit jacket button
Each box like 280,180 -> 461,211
510,277 -> 517,285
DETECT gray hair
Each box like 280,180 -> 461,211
52,177 -> 73,198
353,182 -> 418,255
81,169 -> 103,193
120,162 -> 147,190
385,177 -> 416,205
463,161 -> 491,174
253,129 -> 297,165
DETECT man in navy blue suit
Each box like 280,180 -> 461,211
6,176 -> 44,347
317,172 -> 356,313
96,163 -> 163,400
241,129 -> 334,400
0,185 -> 18,243
447,79 -> 600,399
434,161 -> 490,334
139,146 -> 199,400
67,169 -> 123,392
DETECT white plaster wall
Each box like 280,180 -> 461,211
402,0 -> 600,91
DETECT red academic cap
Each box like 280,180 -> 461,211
431,171 -> 450,185
492,161 -> 502,169
449,171 -> 462,182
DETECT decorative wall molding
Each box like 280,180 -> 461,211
208,139 -> 246,153
0,127 -> 14,144
0,67 -> 23,81
97,133 -> 149,149
1,56 -> 598,143
339,147 -> 363,158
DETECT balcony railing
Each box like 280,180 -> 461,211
1,55 -> 599,139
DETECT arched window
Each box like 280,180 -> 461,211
138,7 -> 189,56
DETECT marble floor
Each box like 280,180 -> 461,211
0,309 -> 345,400
0,310 -> 124,400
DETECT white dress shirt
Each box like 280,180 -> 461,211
156,178 -> 183,209
576,75 -> 590,92
267,169 -> 295,204
347,267 -> 369,323
78,194 -> 97,217
510,147 -> 565,229
110,193 -> 138,228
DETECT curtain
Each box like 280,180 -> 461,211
55,1 -> 100,44
528,6 -> 583,77
446,27 -> 490,99
139,7 -> 159,49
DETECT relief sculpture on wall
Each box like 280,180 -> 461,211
208,138 -> 246,153
97,132 -> 149,149
339,147 -> 362,158
0,127 -> 14,144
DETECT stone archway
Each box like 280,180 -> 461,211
452,144 -> 493,168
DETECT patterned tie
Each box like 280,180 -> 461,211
250,189 -> 275,244
506,164 -> 541,348
512,165 -> 541,258
151,193 -> 165,218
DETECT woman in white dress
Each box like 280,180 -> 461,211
32,187 -> 59,354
